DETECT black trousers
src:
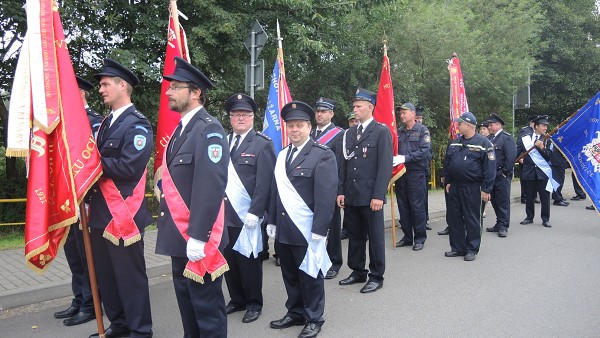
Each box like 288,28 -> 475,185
490,174 -> 511,229
64,223 -> 94,313
395,171 -> 428,244
573,172 -> 586,198
171,256 -> 227,338
344,205 -> 385,281
278,243 -> 325,324
524,179 -> 550,222
223,226 -> 263,311
447,185 -> 482,254
326,206 -> 343,272
551,166 -> 566,201
90,229 -> 152,338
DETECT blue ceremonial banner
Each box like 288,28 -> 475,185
551,92 -> 600,212
263,58 -> 285,154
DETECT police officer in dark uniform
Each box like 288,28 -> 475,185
155,57 -> 229,338
311,97 -> 344,279
337,88 -> 393,293
517,115 -> 553,227
53,76 -> 103,327
393,102 -> 432,251
222,93 -> 275,324
443,112 -> 495,261
484,113 -> 517,237
550,141 -> 570,206
88,59 -> 154,338
267,101 -> 338,338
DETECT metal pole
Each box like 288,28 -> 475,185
512,94 -> 516,135
390,184 -> 397,249
250,31 -> 256,99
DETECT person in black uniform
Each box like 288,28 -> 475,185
415,106 -> 433,230
311,97 -> 344,279
222,93 -> 276,324
517,115 -> 553,227
337,88 -> 393,293
155,57 -> 229,338
267,101 -> 338,338
518,115 -> 539,204
54,76 -> 103,327
443,112 -> 495,261
88,59 -> 154,338
550,140 -> 570,206
393,102 -> 432,251
484,113 -> 517,237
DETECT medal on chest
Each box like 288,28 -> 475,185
363,147 -> 367,158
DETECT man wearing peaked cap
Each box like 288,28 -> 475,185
517,114 -> 554,228
337,88 -> 392,293
443,112 -> 496,262
53,76 -> 103,327
312,97 -> 345,280
155,57 -> 229,337
88,58 -> 154,338
267,100 -> 338,338
485,113 -> 517,238
222,92 -> 275,324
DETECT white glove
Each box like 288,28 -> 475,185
393,155 -> 406,166
186,237 -> 206,262
266,224 -> 276,238
311,233 -> 326,241
244,213 -> 259,230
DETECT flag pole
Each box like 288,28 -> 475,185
515,109 -> 580,163
79,203 -> 105,336
170,0 -> 182,54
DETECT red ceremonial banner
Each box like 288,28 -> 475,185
447,54 -> 469,140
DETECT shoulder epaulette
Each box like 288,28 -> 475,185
256,131 -> 272,141
133,110 -> 147,120
314,142 -> 330,150
502,130 -> 512,136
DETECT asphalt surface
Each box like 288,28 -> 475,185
1,199 -> 599,337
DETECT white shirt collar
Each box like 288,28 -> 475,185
109,103 -> 133,126
289,137 -> 311,162
359,116 -> 374,130
317,122 -> 331,133
179,105 -> 203,136
494,129 -> 503,137
230,128 -> 252,150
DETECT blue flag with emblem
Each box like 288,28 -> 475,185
263,59 -> 284,154
551,92 -> 600,212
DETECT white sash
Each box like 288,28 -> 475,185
226,161 -> 262,258
522,135 -> 559,192
274,150 -> 332,278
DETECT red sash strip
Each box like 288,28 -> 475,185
98,169 -> 146,246
316,127 -> 342,145
161,154 -> 229,284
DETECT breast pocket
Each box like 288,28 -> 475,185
237,157 -> 256,166
173,153 -> 193,166
102,138 -> 122,155
466,151 -> 482,160
408,135 -> 421,151
293,168 -> 313,178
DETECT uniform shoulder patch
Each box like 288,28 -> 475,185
256,131 -> 272,141
488,150 -> 496,161
424,135 -> 431,143
208,144 -> 223,163
135,125 -> 149,133
134,134 -> 147,150
207,132 -> 223,139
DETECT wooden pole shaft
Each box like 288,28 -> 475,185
170,0 -> 182,55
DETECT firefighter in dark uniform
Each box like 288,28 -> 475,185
443,112 -> 495,262
415,106 -> 432,230
337,88 -> 393,293
518,115 -> 538,204
222,93 -> 276,324
517,115 -> 553,227
88,59 -> 154,338
155,57 -> 230,338
484,113 -> 517,237
267,101 -> 338,338
311,97 -> 344,279
393,103 -> 432,251
54,76 -> 103,327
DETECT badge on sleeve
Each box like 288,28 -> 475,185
209,144 -> 223,163
134,135 -> 147,151
487,151 -> 495,161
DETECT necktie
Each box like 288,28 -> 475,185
170,122 -> 183,154
230,134 -> 241,155
101,113 -> 113,141
315,129 -> 322,139
286,147 -> 297,170
357,125 -> 363,140
106,113 -> 114,127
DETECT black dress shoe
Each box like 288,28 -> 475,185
486,226 -> 499,232
437,228 -> 449,235
269,315 -> 304,329
395,239 -> 412,247
298,322 -> 322,338
543,221 -> 552,227
444,251 -> 466,257
324,269 -> 338,279
464,252 -> 477,261
498,229 -> 508,237
360,280 -> 383,293
54,306 -> 78,319
571,195 -> 585,201
63,311 -> 95,326
259,251 -> 270,261
520,198 -> 526,204
242,310 -> 261,323
425,223 -> 432,230
586,205 -> 596,210
338,274 -> 367,286
89,327 -> 131,338
412,243 -> 424,251
340,230 -> 348,240
520,218 -> 533,225
226,304 -> 246,315
275,257 -> 281,266
553,200 -> 569,206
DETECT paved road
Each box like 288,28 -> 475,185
1,199 -> 599,337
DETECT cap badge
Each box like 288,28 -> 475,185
292,103 -> 297,109
237,94 -> 242,99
